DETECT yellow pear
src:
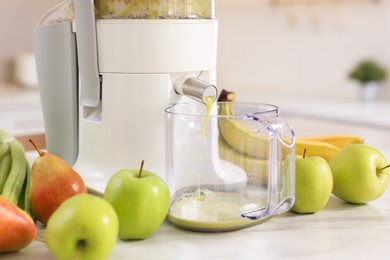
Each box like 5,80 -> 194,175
28,139 -> 86,224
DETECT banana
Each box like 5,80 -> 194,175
297,135 -> 364,150
295,139 -> 340,162
218,89 -> 237,103
217,90 -> 360,163
218,105 -> 342,162
1,140 -> 27,205
217,95 -> 289,185
218,137 -> 268,185
218,102 -> 270,159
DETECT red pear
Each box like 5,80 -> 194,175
0,195 -> 37,253
28,139 -> 87,224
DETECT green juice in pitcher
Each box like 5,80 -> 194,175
168,188 -> 268,231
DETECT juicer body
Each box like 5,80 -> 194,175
35,12 -> 218,191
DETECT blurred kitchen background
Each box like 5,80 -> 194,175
218,0 -> 390,101
1,0 -> 390,141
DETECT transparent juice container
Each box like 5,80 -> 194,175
39,0 -> 215,25
165,102 -> 296,231
95,0 -> 215,19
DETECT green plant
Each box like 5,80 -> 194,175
348,59 -> 387,85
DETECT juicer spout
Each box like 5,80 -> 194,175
181,77 -> 218,104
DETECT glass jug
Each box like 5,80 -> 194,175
165,102 -> 295,231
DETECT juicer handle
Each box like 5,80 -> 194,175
74,0 -> 100,107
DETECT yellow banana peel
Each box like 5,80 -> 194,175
216,91 -> 363,163
297,135 -> 364,150
295,139 -> 341,162
218,102 -> 270,159
218,137 -> 268,185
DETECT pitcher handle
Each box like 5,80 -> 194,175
241,114 -> 295,220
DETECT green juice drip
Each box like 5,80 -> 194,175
197,96 -> 214,201
201,96 -> 215,141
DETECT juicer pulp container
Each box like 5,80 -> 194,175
165,102 -> 295,231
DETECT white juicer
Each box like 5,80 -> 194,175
34,0 -> 219,192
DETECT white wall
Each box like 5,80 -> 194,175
0,0 -> 63,84
216,0 -> 390,101
1,0 -> 389,102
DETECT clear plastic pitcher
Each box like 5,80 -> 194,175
165,102 -> 295,231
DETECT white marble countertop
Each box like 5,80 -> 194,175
6,115 -> 390,260
11,187 -> 390,260
2,87 -> 390,259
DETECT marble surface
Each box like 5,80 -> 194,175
5,117 -> 390,260
2,88 -> 390,259
7,188 -> 390,260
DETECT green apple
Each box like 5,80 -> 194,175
46,194 -> 119,260
291,154 -> 333,214
330,144 -> 390,204
104,161 -> 170,240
